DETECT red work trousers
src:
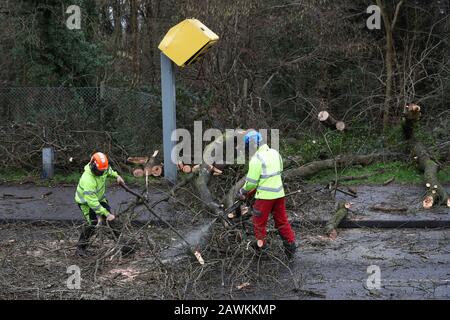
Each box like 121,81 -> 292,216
252,197 -> 295,245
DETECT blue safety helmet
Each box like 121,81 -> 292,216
244,130 -> 263,146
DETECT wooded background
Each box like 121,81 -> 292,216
0,0 -> 449,160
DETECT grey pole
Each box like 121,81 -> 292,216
160,52 -> 177,184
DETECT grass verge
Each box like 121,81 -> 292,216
304,161 -> 450,185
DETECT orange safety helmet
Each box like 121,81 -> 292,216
90,152 -> 109,175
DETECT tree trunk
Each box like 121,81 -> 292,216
113,0 -> 122,47
383,30 -> 394,130
325,202 -> 350,236
377,0 -> 403,130
401,104 -> 449,208
284,153 -> 400,180
130,0 -> 140,87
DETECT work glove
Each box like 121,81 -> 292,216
106,213 -> 116,222
236,188 -> 247,201
117,176 -> 125,185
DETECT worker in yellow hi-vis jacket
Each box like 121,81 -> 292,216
74,152 -> 125,257
237,130 -> 296,259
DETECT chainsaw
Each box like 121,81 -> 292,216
223,188 -> 302,222
223,189 -> 256,221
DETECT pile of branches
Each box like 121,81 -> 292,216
112,185 -> 310,299
0,177 -> 315,299
0,217 -> 312,299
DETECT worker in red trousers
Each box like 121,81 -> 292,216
236,130 -> 296,260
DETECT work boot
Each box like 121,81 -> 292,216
283,242 -> 297,261
75,224 -> 96,257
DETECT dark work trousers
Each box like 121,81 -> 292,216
77,202 -> 121,250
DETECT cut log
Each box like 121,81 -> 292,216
194,251 -> 205,265
402,103 -> 421,140
208,164 -> 223,176
151,165 -> 163,177
416,144 -> 448,208
133,168 -> 144,177
145,150 -> 162,177
127,157 -> 148,165
236,282 -> 251,290
182,165 -> 192,174
318,111 -> 346,131
325,202 -> 351,239
401,103 -> 449,208
176,161 -> 194,174
128,150 -> 161,178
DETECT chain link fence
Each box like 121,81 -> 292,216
0,87 -> 163,170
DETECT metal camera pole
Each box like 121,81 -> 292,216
160,52 -> 177,184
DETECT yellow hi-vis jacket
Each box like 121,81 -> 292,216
75,164 -> 119,218
243,144 -> 285,200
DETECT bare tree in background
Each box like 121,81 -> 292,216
376,0 -> 404,130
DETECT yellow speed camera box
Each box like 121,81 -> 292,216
158,19 -> 219,67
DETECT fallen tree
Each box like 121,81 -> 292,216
283,153 -> 400,180
401,103 -> 449,209
193,130 -> 245,217
189,129 -> 401,217
176,128 -> 404,245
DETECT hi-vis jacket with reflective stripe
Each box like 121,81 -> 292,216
75,164 -> 119,217
243,144 -> 285,200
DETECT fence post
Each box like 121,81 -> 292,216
42,147 -> 55,179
